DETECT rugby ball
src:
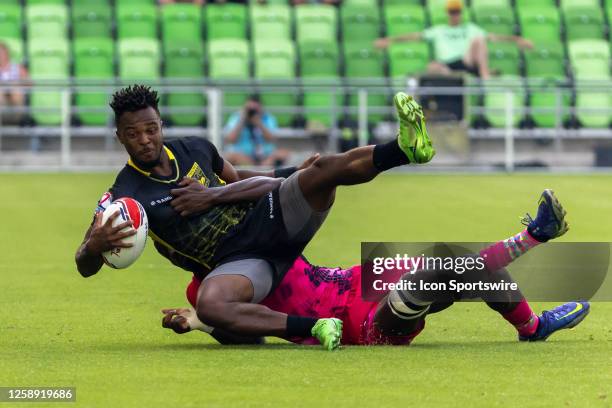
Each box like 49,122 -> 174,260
101,198 -> 148,269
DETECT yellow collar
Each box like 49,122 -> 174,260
128,145 -> 179,183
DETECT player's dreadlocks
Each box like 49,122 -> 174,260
110,84 -> 160,124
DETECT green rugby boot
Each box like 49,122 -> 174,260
311,318 -> 343,351
394,92 -> 435,164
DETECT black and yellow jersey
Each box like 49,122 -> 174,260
97,137 -> 254,271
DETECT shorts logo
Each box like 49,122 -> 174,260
268,192 -> 274,219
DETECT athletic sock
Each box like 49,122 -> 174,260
373,139 -> 409,171
501,298 -> 539,337
387,287 -> 432,321
286,315 -> 318,338
479,229 -> 541,271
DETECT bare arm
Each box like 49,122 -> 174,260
487,33 -> 534,49
170,176 -> 283,216
224,114 -> 246,144
375,32 -> 423,48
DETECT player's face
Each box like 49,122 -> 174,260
116,107 -> 163,168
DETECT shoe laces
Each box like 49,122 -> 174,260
520,213 -> 534,227
541,303 -> 574,321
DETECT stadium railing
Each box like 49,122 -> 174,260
0,78 -> 610,172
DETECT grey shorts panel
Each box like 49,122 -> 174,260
204,258 -> 274,303
279,171 -> 330,241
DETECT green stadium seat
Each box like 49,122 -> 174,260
28,38 -> 69,125
574,86 -> 611,128
482,76 -> 525,128
344,44 -> 387,121
26,4 -> 68,39
524,42 -> 570,128
26,0 -> 66,4
560,0 -> 600,13
116,3 -> 158,39
563,6 -> 605,40
472,5 -> 515,36
73,38 -> 114,125
118,38 -> 160,81
72,3 -> 112,39
388,42 -> 430,78
384,4 -> 426,37
517,5 -> 560,43
488,42 -> 520,76
205,4 -> 247,40
250,4 -> 291,41
0,37 -> 24,62
384,0 -> 422,4
115,0 -> 155,5
300,41 -> 338,77
341,5 -> 381,46
515,0 -> 555,7
568,40 -> 610,128
163,42 -> 205,126
471,0 -> 511,7
527,78 -> 571,128
299,41 -> 340,127
0,5 -> 22,40
295,4 -> 337,45
208,39 -> 251,113
524,42 -> 565,79
72,0 -> 111,4
568,39 -> 610,79
253,39 -> 296,126
161,4 -> 202,46
343,0 -> 378,5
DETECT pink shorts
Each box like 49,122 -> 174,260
186,256 -> 424,345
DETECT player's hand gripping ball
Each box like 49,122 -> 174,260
101,198 -> 149,269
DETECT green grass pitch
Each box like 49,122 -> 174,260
1,173 -> 611,407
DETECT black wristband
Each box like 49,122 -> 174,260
274,166 -> 298,179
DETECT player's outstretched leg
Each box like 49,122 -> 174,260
519,301 -> 590,342
296,93 -> 435,212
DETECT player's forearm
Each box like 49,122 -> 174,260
236,169 -> 275,180
75,242 -> 103,278
210,176 -> 282,204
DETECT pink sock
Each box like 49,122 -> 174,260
502,298 -> 539,336
479,229 -> 541,271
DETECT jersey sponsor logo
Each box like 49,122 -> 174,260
186,162 -> 209,187
150,195 -> 173,207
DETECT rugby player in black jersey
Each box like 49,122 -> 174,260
75,84 -> 435,350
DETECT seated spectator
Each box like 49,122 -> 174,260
223,96 -> 289,166
375,0 -> 533,79
0,43 -> 28,125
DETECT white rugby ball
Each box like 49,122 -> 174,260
101,197 -> 148,269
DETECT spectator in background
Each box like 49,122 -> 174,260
0,43 -> 28,125
223,96 -> 289,166
374,0 -> 533,80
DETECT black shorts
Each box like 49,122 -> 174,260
445,59 -> 479,76
213,173 -> 330,290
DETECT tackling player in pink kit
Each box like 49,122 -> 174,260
163,189 -> 590,346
